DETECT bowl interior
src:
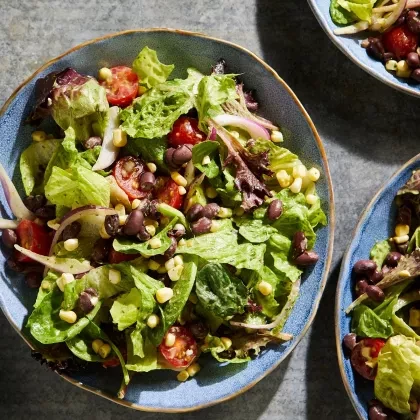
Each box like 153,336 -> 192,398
0,29 -> 333,412
308,0 -> 420,97
336,154 -> 420,420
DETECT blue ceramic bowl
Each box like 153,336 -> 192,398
336,154 -> 420,419
0,29 -> 334,412
308,0 -> 420,97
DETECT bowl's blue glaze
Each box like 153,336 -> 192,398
308,0 -> 420,98
336,154 -> 420,420
0,29 -> 334,412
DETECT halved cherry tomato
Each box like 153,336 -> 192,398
167,117 -> 205,147
108,249 -> 137,264
159,326 -> 198,368
113,156 -> 148,200
100,66 -> 139,108
15,220 -> 52,263
382,25 -> 418,59
157,179 -> 183,209
350,338 -> 386,380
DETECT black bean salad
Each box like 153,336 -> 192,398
0,46 -> 326,396
330,0 -> 420,82
343,169 -> 420,419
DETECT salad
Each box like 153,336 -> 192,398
0,46 -> 326,396
330,0 -> 420,83
343,169 -> 420,419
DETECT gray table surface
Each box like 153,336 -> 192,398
1,0 -> 419,418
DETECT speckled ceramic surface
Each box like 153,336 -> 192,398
0,29 -> 334,412
308,0 -> 420,98
336,154 -> 420,420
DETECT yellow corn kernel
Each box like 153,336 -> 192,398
174,255 -> 183,266
148,260 -> 161,271
399,270 -> 411,278
157,265 -> 168,274
178,186 -> 187,195
221,337 -> 232,350
385,60 -> 398,71
289,177 -> 303,194
395,224 -> 409,237
165,258 -> 175,271
149,237 -> 162,249
115,203 -> 126,216
270,130 -> 283,143
393,235 -> 409,244
234,207 -> 245,216
47,219 -> 60,230
171,172 -> 188,187
145,224 -> 156,237
201,155 -> 211,165
258,281 -> 273,296
292,164 -> 307,179
307,167 -> 321,182
165,333 -> 176,347
99,223 -> 111,239
98,343 -> 111,359
32,131 -> 47,142
178,238 -> 187,246
59,310 -> 77,324
205,186 -> 218,199
56,273 -> 75,292
156,287 -> 173,304
63,238 -> 79,252
147,314 -> 160,329
306,194 -> 318,205
396,60 -> 411,78
187,363 -> 201,377
361,346 -> 371,359
177,370 -> 190,382
41,280 -> 51,290
112,129 -> 127,147
276,170 -> 292,188
409,308 -> 420,327
109,269 -> 121,284
168,265 -> 183,281
131,199 -> 141,209
92,339 -> 104,354
146,162 -> 157,173
98,67 -> 112,81
217,207 -> 233,218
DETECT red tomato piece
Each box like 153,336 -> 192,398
350,338 -> 386,380
108,249 -> 137,264
382,25 -> 418,60
159,326 -> 198,368
157,179 -> 183,209
102,348 -> 127,368
167,117 -> 205,147
113,156 -> 148,200
15,220 -> 52,263
100,66 -> 139,108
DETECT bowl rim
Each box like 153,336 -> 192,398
0,27 -> 335,413
306,0 -> 420,99
335,153 -> 420,420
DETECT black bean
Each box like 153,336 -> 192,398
383,52 -> 395,62
79,291 -> 95,313
407,52 -> 420,69
2,229 -> 17,248
136,225 -> 151,242
169,224 -> 186,238
294,251 -> 319,266
370,270 -> 383,284
62,221 -> 81,241
25,272 -> 42,288
91,238 -> 110,263
164,148 -> 177,168
84,287 -> 98,297
200,203 -> 220,220
366,285 -> 385,302
104,214 -> 119,237
385,252 -> 402,268
186,204 -> 204,222
411,68 -> 420,82
397,242 -> 409,255
292,231 -> 307,259
396,9 -> 407,26
35,205 -> 56,220
6,257 -> 24,272
366,38 -> 384,61
189,322 -> 209,340
172,145 -> 193,166
163,236 -> 177,259
407,10 -> 420,34
368,405 -> 388,420
356,279 -> 369,296
267,199 -> 283,221
353,259 -> 377,276
139,172 -> 156,191
397,205 -> 411,226
191,217 -> 212,235
23,195 -> 46,212
123,210 -> 144,236
343,333 -> 357,351
84,136 -> 102,149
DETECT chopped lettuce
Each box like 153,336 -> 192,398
370,240 -> 392,269
352,305 -> 393,339
336,0 -> 376,24
330,0 -> 357,25
192,141 -> 220,178
375,335 -> 420,414
110,288 -> 143,331
202,334 -> 251,364
132,46 -> 174,89
195,263 -> 247,318
253,266 -> 281,318
234,217 -> 277,243
126,331 -> 158,372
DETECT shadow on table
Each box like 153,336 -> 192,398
256,0 -> 420,165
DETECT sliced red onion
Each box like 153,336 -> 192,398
406,0 -> 420,8
0,218 -> 19,229
15,244 -> 93,274
92,106 -> 120,171
230,279 -> 300,330
207,127 -> 217,141
370,0 -> 406,31
0,164 -> 35,220
212,114 -> 270,140
334,21 -> 369,35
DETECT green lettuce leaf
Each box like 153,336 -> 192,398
408,226 -> 420,253
132,46 -> 174,89
192,140 -> 220,178
330,0 -> 357,25
20,139 -> 60,195
336,0 -> 375,23
201,334 -> 250,364
120,68 -> 203,139
34,271 -> 59,309
370,240 -> 392,269
126,330 -> 158,372
375,335 -> 420,414
351,305 -> 393,339
53,238 -> 94,260
234,217 -> 277,243
110,288 -> 143,331
195,263 -> 247,318
253,266 -> 281,318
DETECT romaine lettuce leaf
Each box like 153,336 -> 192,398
34,271 -> 59,309
375,335 -> 420,414
132,46 -> 174,89
20,139 -> 60,195
234,217 -> 277,243
337,0 -> 375,23
126,330 -> 158,372
370,240 -> 392,269
110,288 -> 143,331
253,266 -> 281,317
330,0 -> 357,25
195,263 -> 248,318
201,334 -> 251,364
192,141 -> 220,178
351,305 -> 393,339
